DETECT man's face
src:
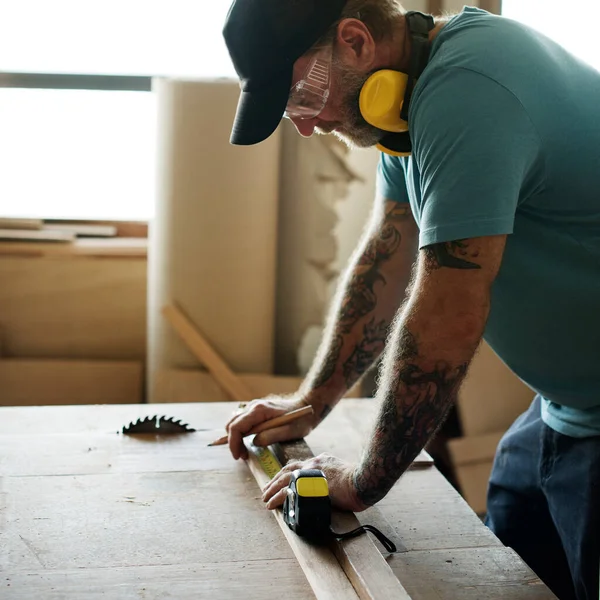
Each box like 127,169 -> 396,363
288,53 -> 386,148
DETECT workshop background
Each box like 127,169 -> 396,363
0,0 -> 596,517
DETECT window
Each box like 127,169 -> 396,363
0,1 -> 236,221
502,0 -> 600,71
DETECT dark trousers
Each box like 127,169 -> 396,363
486,396 -> 600,600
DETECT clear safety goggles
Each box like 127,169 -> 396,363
284,46 -> 333,120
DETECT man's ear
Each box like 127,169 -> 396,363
335,18 -> 377,69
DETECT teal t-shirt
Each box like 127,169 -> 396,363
377,7 -> 600,437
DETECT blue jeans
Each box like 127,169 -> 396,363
486,396 -> 600,600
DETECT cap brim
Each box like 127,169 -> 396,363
230,70 -> 293,145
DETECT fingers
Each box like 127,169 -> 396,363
252,418 -> 307,447
265,485 -> 289,510
228,404 -> 273,460
261,461 -> 303,508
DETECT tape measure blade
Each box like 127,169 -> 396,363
248,443 -> 282,479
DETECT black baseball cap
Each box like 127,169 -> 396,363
223,0 -> 347,146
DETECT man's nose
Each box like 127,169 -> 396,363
290,117 -> 318,138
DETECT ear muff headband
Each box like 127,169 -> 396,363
359,11 -> 435,156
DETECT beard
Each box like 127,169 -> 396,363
316,62 -> 387,149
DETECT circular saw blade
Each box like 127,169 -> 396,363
121,415 -> 196,435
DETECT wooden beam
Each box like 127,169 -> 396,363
162,304 -> 255,403
0,358 -> 143,406
247,438 -> 412,600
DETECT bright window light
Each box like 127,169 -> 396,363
0,1 -> 236,222
0,89 -> 156,221
502,0 -> 600,71
0,1 -> 236,77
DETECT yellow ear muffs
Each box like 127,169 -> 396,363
359,70 -> 410,133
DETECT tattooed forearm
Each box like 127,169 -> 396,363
312,335 -> 343,389
424,240 -> 481,270
303,202 -> 412,416
339,222 -> 401,333
342,318 -> 388,388
353,328 -> 468,506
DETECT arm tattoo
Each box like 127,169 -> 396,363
308,204 -> 407,407
342,318 -> 388,388
312,335 -> 343,389
353,328 -> 468,506
424,240 -> 481,270
339,221 -> 402,333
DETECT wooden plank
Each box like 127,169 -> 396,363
0,401 -> 558,599
0,257 -> 146,360
2,560 -> 315,600
43,223 -> 117,237
154,369 -> 304,402
153,369 -> 365,403
162,304 -> 255,402
252,439 -> 412,600
0,228 -> 74,242
0,359 -> 143,406
0,218 -> 43,230
245,440 -> 361,600
374,468 -> 502,552
1,470 -> 305,574
0,238 -> 147,258
2,560 -> 316,600
43,219 -> 148,238
389,546 -> 557,599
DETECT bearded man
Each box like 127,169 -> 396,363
222,2 -> 600,599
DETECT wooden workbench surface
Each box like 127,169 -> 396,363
0,400 -> 555,599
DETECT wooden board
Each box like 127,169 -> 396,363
0,256 -> 146,360
43,223 -> 117,237
0,228 -> 74,242
0,359 -> 143,406
0,400 -> 556,599
153,369 -> 363,403
245,441 -> 360,600
162,305 -> 255,402
261,439 -> 412,600
0,238 -> 147,258
0,218 -> 42,230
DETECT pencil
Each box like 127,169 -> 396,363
207,405 -> 314,447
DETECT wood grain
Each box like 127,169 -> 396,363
273,440 -> 412,600
0,359 -> 143,406
0,256 -> 146,360
153,369 -> 304,403
0,401 -> 557,599
245,440 -> 361,600
162,304 -> 255,402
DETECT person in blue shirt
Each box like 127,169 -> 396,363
222,1 -> 600,598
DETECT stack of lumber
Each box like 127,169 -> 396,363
448,341 -> 535,514
0,217 -> 118,243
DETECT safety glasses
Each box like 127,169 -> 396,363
284,46 -> 333,120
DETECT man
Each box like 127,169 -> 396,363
222,1 -> 600,599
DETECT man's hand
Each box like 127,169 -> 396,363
225,396 -> 314,460
261,453 -> 368,512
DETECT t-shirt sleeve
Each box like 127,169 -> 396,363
376,153 -> 410,203
411,67 -> 542,248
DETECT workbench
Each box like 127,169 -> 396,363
0,399 -> 556,599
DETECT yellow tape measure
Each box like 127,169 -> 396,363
248,444 -> 281,479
